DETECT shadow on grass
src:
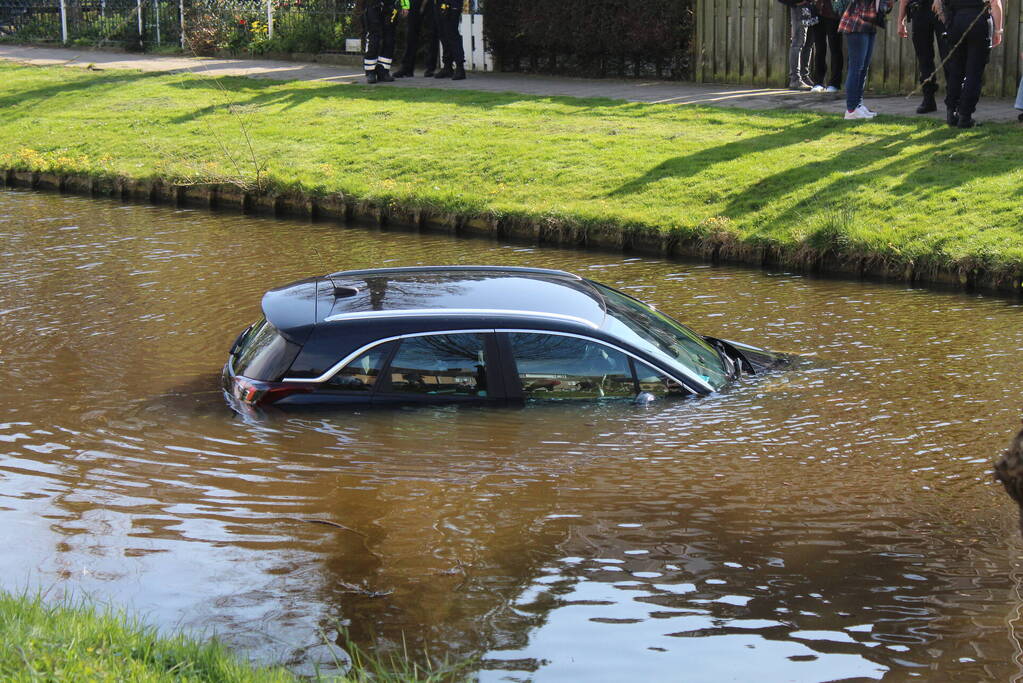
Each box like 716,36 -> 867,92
0,65 -> 169,110
723,128 -> 1006,231
606,119 -> 842,198
606,113 -> 1014,237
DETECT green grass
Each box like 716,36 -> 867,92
0,590 -> 469,682
1,62 -> 1022,276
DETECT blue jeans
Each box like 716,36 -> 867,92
844,31 -> 876,111
1015,76 -> 1023,110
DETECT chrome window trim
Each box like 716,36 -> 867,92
323,309 -> 601,329
283,329 -> 497,384
284,328 -> 706,394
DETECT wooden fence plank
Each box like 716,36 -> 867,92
754,0 -> 768,83
695,0 -> 1023,95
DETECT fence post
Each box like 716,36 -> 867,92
59,0 -> 68,43
180,0 -> 185,50
155,0 -> 161,46
137,0 -> 144,48
267,0 -> 274,39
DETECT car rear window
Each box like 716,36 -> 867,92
232,317 -> 301,381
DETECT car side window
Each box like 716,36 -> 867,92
508,333 -> 635,400
634,360 -> 689,397
385,334 -> 489,397
324,342 -> 395,392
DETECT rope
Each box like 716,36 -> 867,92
905,0 -> 994,99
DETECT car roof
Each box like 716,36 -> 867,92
262,266 -> 610,337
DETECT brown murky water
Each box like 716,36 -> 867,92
2,189 -> 1023,681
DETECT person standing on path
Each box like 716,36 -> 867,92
393,0 -> 441,78
810,0 -> 844,92
838,0 -> 892,118
781,0 -> 815,89
433,0 -> 466,80
363,0 -> 410,84
934,0 -> 1003,127
897,0 -> 950,113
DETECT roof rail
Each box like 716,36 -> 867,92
326,265 -> 582,280
323,308 -> 600,329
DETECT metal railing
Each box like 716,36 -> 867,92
0,0 -> 361,53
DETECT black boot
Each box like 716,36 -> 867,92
945,109 -> 958,127
452,64 -> 466,80
957,116 -> 979,129
434,65 -> 453,78
393,67 -> 414,78
916,93 -> 937,114
365,69 -> 378,84
375,65 -> 395,82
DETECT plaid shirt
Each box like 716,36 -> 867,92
838,0 -> 891,32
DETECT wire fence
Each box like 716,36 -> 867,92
0,0 -> 367,54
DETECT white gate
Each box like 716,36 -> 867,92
460,12 -> 492,72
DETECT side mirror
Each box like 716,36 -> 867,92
635,391 -> 657,405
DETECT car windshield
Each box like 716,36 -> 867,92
594,283 -> 729,390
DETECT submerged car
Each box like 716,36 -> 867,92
223,266 -> 789,409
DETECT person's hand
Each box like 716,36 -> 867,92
993,28 -> 1003,47
401,8 -> 409,16
931,0 -> 944,20
898,18 -> 909,37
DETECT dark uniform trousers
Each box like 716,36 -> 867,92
435,1 -> 465,68
944,5 -> 992,118
399,0 -> 440,73
909,3 -> 950,96
364,0 -> 400,73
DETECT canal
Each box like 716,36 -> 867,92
1,189 -> 1022,681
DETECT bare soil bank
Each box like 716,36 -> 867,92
5,168 -> 1022,298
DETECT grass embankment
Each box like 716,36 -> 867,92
0,591 -> 464,682
1,62 -> 1022,285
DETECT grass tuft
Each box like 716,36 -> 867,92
0,590 -> 473,682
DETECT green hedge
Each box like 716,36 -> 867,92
483,0 -> 695,80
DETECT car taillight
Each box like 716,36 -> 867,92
232,376 -> 314,406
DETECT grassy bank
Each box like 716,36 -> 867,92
2,61 -> 1022,284
0,590 -> 465,682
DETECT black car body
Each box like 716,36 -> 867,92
223,266 -> 789,409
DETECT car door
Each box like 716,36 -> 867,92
497,331 -> 644,402
371,331 -> 506,405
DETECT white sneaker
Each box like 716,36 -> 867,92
845,107 -> 872,119
855,104 -> 877,118
810,84 -> 825,93
825,85 -> 839,93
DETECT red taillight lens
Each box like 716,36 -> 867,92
232,377 -> 314,406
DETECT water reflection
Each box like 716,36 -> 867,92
1,189 -> 1022,681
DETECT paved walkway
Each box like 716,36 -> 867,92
2,44 -> 1021,122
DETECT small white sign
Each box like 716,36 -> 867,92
345,38 -> 362,53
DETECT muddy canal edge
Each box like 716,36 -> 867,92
4,168 -> 1022,298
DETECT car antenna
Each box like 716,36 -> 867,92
308,242 -> 359,298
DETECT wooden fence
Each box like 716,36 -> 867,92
693,0 -> 1022,97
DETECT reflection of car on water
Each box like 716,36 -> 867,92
222,266 -> 791,409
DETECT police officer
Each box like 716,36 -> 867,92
363,0 -> 410,84
433,0 -> 466,80
393,0 -> 441,78
897,0 -> 949,113
934,0 -> 1003,127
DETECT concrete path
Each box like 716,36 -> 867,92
2,44 -> 1021,122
